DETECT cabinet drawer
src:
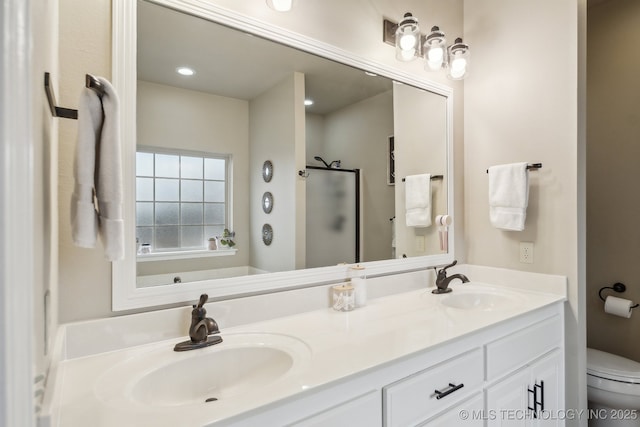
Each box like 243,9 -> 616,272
383,348 -> 483,427
485,315 -> 561,380
289,390 -> 381,427
419,392 -> 484,427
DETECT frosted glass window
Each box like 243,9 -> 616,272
205,181 -> 225,203
156,154 -> 179,178
182,226 -> 203,248
181,203 -> 203,225
136,178 -> 154,201
181,156 -> 203,179
136,227 -> 153,246
205,158 -> 225,180
182,180 -> 203,202
136,152 -> 154,176
205,225 -> 225,240
155,178 -> 179,201
155,226 -> 180,249
136,149 -> 229,252
136,202 -> 154,226
155,203 -> 179,225
204,203 -> 225,225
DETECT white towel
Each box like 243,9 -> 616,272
488,162 -> 529,231
71,77 -> 124,261
405,174 -> 432,227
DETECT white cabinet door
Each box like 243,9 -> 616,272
530,350 -> 563,427
486,368 -> 535,427
486,349 -> 564,427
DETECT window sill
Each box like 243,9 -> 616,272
137,248 -> 237,262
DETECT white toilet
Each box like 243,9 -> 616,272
587,348 -> 640,427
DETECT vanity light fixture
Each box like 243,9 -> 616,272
383,14 -> 471,80
176,66 -> 195,76
304,99 -> 314,106
266,0 -> 293,12
424,26 -> 447,71
446,38 -> 470,80
394,13 -> 421,62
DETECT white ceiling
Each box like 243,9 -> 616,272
137,0 -> 393,115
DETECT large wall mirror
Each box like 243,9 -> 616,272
112,0 -> 454,310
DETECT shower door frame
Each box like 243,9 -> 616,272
305,165 -> 361,264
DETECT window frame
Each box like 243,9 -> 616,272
135,146 -> 231,254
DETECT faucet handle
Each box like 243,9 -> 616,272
438,260 -> 458,274
196,293 -> 209,309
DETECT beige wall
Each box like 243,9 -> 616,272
587,0 -> 640,361
58,0 -> 113,323
249,73 -> 305,272
135,81 -> 250,276
32,0 -> 60,387
324,90 -> 395,262
57,0 -> 464,322
463,0 -> 584,419
394,84 -> 448,257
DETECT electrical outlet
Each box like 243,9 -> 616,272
520,242 -> 534,264
416,236 -> 425,252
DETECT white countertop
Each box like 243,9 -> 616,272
46,278 -> 566,427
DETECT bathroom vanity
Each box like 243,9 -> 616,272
41,267 -> 566,427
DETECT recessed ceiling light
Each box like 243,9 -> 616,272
304,99 -> 314,106
365,71 -> 378,77
176,67 -> 195,76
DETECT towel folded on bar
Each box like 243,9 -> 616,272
71,77 -> 124,261
405,174 -> 432,227
488,162 -> 529,231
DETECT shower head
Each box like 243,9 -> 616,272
314,156 -> 330,168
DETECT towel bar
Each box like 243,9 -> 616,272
401,175 -> 443,182
485,163 -> 542,173
44,72 -> 103,120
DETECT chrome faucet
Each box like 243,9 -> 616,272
433,260 -> 470,294
174,294 -> 222,351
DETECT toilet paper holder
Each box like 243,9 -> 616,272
598,282 -> 639,308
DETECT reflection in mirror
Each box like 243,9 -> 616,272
135,0 -> 449,288
112,0 -> 454,309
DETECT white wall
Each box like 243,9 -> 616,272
135,81 -> 250,276
463,0 -> 585,420
305,114 -> 325,166
249,73 -> 306,272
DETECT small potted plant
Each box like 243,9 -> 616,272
217,229 -> 236,249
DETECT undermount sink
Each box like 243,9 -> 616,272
439,287 -> 524,311
95,333 -> 311,407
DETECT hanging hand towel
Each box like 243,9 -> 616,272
488,162 -> 529,231
70,77 -> 124,261
405,174 -> 432,227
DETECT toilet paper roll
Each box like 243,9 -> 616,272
604,296 -> 633,318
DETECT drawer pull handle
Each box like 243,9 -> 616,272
434,383 -> 464,400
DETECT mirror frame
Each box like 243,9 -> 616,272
111,0 -> 455,311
